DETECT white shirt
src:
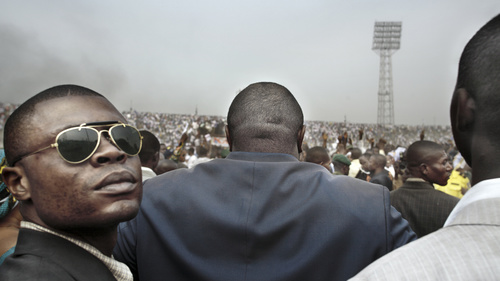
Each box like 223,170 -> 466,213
141,166 -> 157,181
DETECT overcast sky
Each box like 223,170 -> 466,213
1,0 -> 499,125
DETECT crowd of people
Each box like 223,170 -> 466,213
1,13 -> 500,281
120,109 -> 453,158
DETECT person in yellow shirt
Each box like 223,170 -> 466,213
435,167 -> 471,199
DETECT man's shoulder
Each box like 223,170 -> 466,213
1,229 -> 116,280
349,223 -> 500,280
0,253 -> 72,280
395,180 -> 431,191
450,197 -> 500,226
371,172 -> 390,181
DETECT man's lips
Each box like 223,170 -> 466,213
95,171 -> 139,194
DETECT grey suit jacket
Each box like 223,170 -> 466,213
349,197 -> 500,280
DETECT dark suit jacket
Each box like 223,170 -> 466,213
0,228 -> 117,281
115,152 -> 416,281
370,170 -> 393,191
390,180 -> 460,238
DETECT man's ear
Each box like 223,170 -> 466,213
450,88 -> 475,165
297,125 -> 306,154
451,88 -> 475,131
152,152 -> 160,166
225,125 -> 232,152
419,163 -> 429,177
2,166 -> 31,201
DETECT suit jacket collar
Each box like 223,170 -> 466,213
447,198 -> 500,227
399,179 -> 434,190
445,178 -> 500,226
13,228 -> 116,280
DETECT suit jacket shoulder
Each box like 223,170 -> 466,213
0,228 -> 116,281
390,180 -> 459,237
349,198 -> 500,281
116,153 -> 416,281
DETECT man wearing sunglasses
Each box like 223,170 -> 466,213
0,85 -> 143,281
114,82 -> 416,281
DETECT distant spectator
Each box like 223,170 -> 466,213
189,146 -> 211,168
186,147 -> 197,168
390,140 -> 458,237
154,159 -> 178,175
368,154 -> 393,191
0,149 -> 21,265
434,164 -> 471,199
139,130 -> 160,181
305,146 -> 332,172
356,153 -> 371,181
348,147 -> 362,178
332,154 -> 351,175
385,154 -> 396,178
159,143 -> 168,159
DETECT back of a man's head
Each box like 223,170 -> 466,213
350,148 -> 362,160
370,154 -> 387,172
305,147 -> 330,164
406,141 -> 443,164
226,82 -> 304,157
154,159 -> 178,175
452,14 -> 500,167
139,130 -> 160,169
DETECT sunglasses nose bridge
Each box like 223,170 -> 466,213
96,129 -> 117,149
91,129 -> 128,163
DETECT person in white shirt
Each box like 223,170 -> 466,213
138,130 -> 160,181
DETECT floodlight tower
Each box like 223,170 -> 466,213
372,21 -> 402,126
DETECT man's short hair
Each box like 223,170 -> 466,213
350,148 -> 362,160
456,15 -> 500,139
227,82 -> 303,152
4,85 -> 104,165
370,154 -> 387,168
406,140 -> 444,169
305,147 -> 330,164
138,130 -> 160,163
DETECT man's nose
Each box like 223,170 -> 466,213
90,132 -> 127,165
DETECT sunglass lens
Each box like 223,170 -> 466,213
110,125 -> 142,155
57,128 -> 99,163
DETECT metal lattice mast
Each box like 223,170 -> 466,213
372,22 -> 402,126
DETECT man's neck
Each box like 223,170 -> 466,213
77,228 -> 117,256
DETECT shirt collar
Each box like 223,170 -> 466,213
405,177 -> 428,183
444,178 -> 500,226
